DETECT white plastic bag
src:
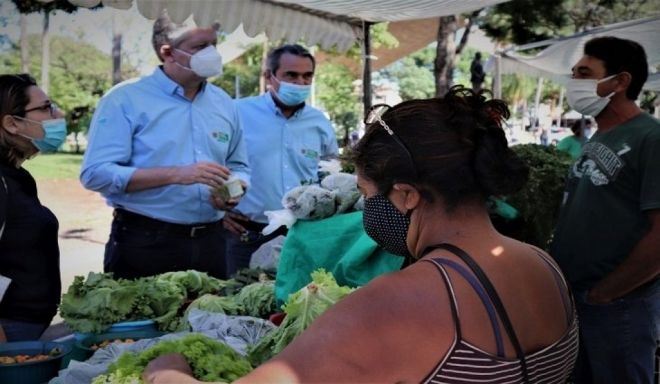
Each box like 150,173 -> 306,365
262,209 -> 297,235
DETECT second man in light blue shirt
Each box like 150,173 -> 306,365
224,44 -> 339,275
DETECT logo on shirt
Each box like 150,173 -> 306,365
212,131 -> 229,143
572,141 -> 625,186
301,148 -> 319,160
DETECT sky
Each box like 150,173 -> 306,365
0,0 -> 264,75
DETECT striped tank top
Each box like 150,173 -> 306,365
422,244 -> 579,384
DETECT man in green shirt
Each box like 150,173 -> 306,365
556,119 -> 588,159
550,37 -> 660,383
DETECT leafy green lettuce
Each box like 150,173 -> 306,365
247,269 -> 355,365
92,333 -> 252,383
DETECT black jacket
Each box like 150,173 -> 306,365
0,158 -> 60,323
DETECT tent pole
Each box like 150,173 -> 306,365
362,22 -> 372,120
533,77 -> 544,128
494,54 -> 502,99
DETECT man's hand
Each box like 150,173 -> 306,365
223,211 -> 249,235
210,180 -> 248,211
176,162 -> 231,189
143,353 -> 199,384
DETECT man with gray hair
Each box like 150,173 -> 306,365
81,11 -> 249,279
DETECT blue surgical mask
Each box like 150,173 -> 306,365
14,116 -> 67,153
272,76 -> 311,106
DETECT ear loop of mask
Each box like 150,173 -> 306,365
11,115 -> 44,140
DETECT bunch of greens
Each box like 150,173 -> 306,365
91,333 -> 252,384
185,294 -> 245,317
234,281 -> 277,318
156,270 -> 225,298
61,271 -> 227,333
247,269 -> 355,366
493,144 -> 573,248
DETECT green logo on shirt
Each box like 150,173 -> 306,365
301,148 -> 319,160
212,131 -> 229,143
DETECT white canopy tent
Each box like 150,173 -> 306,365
493,16 -> 660,93
64,0 -> 508,50
58,0 -> 508,113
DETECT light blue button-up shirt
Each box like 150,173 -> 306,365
234,92 -> 338,223
80,67 -> 250,224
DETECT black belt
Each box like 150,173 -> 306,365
113,209 -> 222,238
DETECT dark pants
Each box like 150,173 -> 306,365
573,278 -> 660,384
0,318 -> 49,342
224,219 -> 287,277
104,209 -> 227,279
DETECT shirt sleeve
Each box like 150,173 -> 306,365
321,117 -> 339,159
226,103 -> 251,188
640,128 -> 660,211
79,91 -> 137,197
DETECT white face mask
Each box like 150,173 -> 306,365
566,74 -> 617,117
174,46 -> 223,78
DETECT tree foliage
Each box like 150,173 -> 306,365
0,34 -> 137,138
481,0 -> 660,45
10,0 -> 81,15
211,44 -> 263,98
379,46 -> 435,101
316,62 -> 360,146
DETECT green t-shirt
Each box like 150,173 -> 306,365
556,135 -> 584,159
550,113 -> 660,291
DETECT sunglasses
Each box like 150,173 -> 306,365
365,103 -> 418,177
23,102 -> 59,117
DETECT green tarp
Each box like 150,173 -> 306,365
275,211 -> 404,305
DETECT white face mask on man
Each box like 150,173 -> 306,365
566,74 -> 617,117
174,46 -> 223,78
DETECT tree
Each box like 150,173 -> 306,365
211,44 -> 264,98
316,62 -> 360,147
10,0 -> 99,93
0,34 -> 137,152
481,0 -> 660,45
379,46 -> 435,101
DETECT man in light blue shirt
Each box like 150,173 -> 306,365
81,12 -> 250,280
223,44 -> 338,275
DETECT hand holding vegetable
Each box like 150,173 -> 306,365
143,353 -> 200,384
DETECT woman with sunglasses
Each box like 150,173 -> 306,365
0,74 -> 66,341
144,86 -> 578,383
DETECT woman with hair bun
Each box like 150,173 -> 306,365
144,86 -> 578,384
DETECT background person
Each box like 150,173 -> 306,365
470,52 -> 486,92
556,119 -> 587,159
550,36 -> 660,383
144,87 -> 577,383
0,74 -> 65,341
80,12 -> 250,280
222,44 -> 338,276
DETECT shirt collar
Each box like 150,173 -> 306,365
152,66 -> 207,97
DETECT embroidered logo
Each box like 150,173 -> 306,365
212,131 -> 229,143
301,148 -> 319,160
